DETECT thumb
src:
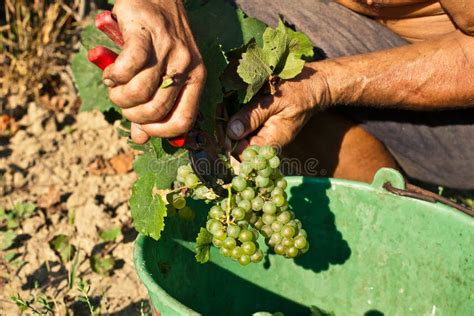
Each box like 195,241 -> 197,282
131,123 -> 150,144
226,97 -> 276,140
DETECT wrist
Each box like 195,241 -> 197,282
306,62 -> 334,110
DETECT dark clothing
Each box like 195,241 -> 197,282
231,0 -> 474,189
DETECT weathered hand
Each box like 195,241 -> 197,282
226,64 -> 330,153
103,0 -> 206,144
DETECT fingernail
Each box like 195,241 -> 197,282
229,120 -> 245,138
103,78 -> 116,87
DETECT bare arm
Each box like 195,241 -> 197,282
314,30 -> 474,110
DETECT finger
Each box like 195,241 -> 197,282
108,59 -> 164,108
248,116 -> 295,148
140,69 -> 205,138
226,96 -> 278,140
103,27 -> 152,86
131,123 -> 150,144
121,57 -> 199,125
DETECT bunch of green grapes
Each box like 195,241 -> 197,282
172,145 -> 309,265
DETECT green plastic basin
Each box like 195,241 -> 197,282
133,168 -> 474,315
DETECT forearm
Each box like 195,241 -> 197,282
314,30 -> 474,110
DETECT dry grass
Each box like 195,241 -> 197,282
0,0 -> 85,113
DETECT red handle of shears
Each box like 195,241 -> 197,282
87,11 -> 186,148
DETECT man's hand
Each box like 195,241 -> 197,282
226,65 -> 330,152
103,0 -> 206,144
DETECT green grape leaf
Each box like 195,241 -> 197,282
237,41 -> 272,103
278,53 -> 306,80
262,22 -> 289,70
129,173 -> 167,240
286,26 -> 315,60
199,41 -> 228,133
71,46 -> 118,113
235,20 -> 315,103
99,227 -> 122,242
49,235 -> 76,263
187,0 -> 266,51
0,231 -> 17,251
195,228 -> 213,264
133,138 -> 189,190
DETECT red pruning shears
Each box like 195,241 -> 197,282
88,11 -> 232,196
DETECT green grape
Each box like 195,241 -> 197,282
262,213 -> 276,225
238,229 -> 254,242
207,220 -> 224,234
193,185 -> 209,200
231,246 -> 243,259
277,211 -> 292,224
166,204 -> 177,217
220,197 -> 235,211
260,225 -> 273,238
238,199 -> 252,212
279,204 -> 289,212
262,201 -> 277,214
286,220 -> 298,229
248,213 -> 258,225
242,148 -> 258,161
294,236 -> 308,249
252,156 -> 267,170
231,207 -> 246,221
220,247 -> 231,257
241,241 -> 257,255
177,164 -> 192,178
255,175 -> 270,188
250,228 -> 259,241
251,249 -> 264,263
297,229 -> 307,238
251,196 -> 264,211
286,247 -> 299,258
294,219 -> 303,229
241,187 -> 256,201
254,218 -> 264,230
276,178 -> 287,189
274,244 -> 286,255
232,176 -> 247,192
271,187 -> 285,197
268,232 -> 282,247
268,156 -> 281,169
170,193 -> 186,209
240,161 -> 254,175
272,194 -> 285,207
235,194 -> 242,203
271,221 -> 283,232
176,175 -> 186,184
184,174 -> 200,188
223,237 -> 237,250
227,224 -> 241,239
239,255 -> 251,266
259,146 -> 276,159
281,225 -> 296,238
209,205 -> 224,220
214,229 -> 227,241
212,237 -> 223,247
258,166 -> 273,177
301,243 -> 310,254
178,206 -> 195,221
282,237 -> 294,247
